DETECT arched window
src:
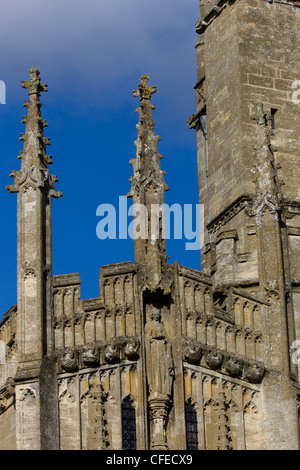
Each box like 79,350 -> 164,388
122,396 -> 136,450
185,401 -> 198,450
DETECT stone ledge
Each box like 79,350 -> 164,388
178,264 -> 212,285
195,0 -> 236,34
101,261 -> 134,277
82,297 -> 104,312
53,273 -> 81,287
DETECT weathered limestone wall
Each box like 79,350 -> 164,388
175,265 -> 266,449
15,382 -> 40,450
52,264 -> 266,450
53,263 -> 146,450
0,4 -> 299,449
196,0 -> 300,293
182,366 -> 262,450
0,307 -> 17,450
0,306 -> 17,388
238,0 -> 300,203
194,0 -> 300,449
0,405 -> 16,450
57,363 -> 145,450
198,2 -> 245,224
53,265 -> 137,352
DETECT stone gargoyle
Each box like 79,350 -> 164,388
245,362 -> 265,384
81,346 -> 99,367
124,338 -> 140,361
225,356 -> 243,378
60,348 -> 78,372
206,349 -> 223,370
182,338 -> 202,364
104,343 -> 119,364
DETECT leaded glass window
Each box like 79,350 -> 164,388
122,397 -> 136,450
185,401 -> 198,450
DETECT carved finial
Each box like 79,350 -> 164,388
6,68 -> 62,198
133,74 -> 157,102
21,68 -> 48,96
128,75 -> 168,198
17,68 -> 51,169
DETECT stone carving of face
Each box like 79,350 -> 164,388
151,307 -> 161,322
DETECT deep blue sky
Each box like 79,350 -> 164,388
0,0 -> 201,318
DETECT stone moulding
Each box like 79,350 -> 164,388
225,356 -> 244,378
232,287 -> 264,305
213,307 -> 235,324
53,273 -> 81,288
245,362 -> 265,384
82,297 -> 104,312
81,346 -> 99,368
206,194 -> 253,236
101,261 -> 134,277
178,264 -> 212,285
60,348 -> 78,372
195,0 -> 300,36
195,0 -> 236,34
288,227 -> 300,236
284,199 -> 300,218
269,0 -> 300,6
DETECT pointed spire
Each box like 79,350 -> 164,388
128,74 -> 168,199
128,75 -> 172,294
6,68 -> 62,198
19,67 -> 52,168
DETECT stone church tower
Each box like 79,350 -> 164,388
0,0 -> 299,450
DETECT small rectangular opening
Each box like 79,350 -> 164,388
270,108 -> 277,130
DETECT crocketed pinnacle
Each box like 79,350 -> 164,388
128,74 -> 168,199
6,68 -> 62,198
19,67 -> 52,168
127,75 -> 172,294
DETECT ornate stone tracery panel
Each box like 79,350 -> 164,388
57,360 -> 141,450
183,364 -> 261,450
